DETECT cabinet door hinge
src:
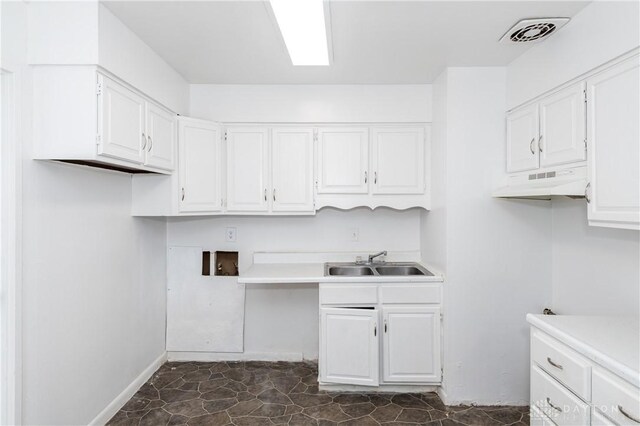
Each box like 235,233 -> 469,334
96,134 -> 101,145
313,129 -> 318,142
583,89 -> 587,104
224,131 -> 228,142
584,138 -> 587,151
96,81 -> 103,96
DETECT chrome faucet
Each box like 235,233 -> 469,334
368,251 -> 387,264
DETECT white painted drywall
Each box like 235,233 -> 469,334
551,199 -> 639,316
14,3 -> 189,424
189,84 -> 432,123
98,4 -> 189,113
507,1 -> 640,317
507,1 -> 640,109
167,208 -> 422,360
420,72 -> 447,274
26,2 -> 189,113
26,1 -> 99,65
21,162 -> 168,425
422,68 -> 552,405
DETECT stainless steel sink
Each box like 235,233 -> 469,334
327,266 -> 375,276
375,265 -> 431,276
325,262 -> 433,277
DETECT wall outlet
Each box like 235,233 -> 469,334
225,227 -> 237,242
350,228 -> 359,242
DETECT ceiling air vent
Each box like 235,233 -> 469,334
500,18 -> 570,43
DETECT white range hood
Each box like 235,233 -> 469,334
492,165 -> 588,200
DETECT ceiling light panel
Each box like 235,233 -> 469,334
270,0 -> 330,66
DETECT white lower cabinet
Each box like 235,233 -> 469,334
383,306 -> 441,383
320,308 -> 380,386
319,282 -> 442,388
530,325 -> 640,426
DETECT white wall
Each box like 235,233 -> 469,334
11,3 -> 188,424
21,165 -> 167,426
98,5 -> 189,113
507,1 -> 640,317
168,208 -> 422,360
420,72 -> 447,273
423,68 -> 553,405
26,2 -> 189,113
179,84 -> 431,360
507,1 -> 640,109
190,84 -> 432,123
551,199 -> 639,316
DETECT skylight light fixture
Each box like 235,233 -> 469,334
269,0 -> 330,66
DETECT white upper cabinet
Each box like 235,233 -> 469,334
372,127 -> 425,194
226,127 -> 270,212
539,83 -> 586,168
320,307 -> 379,387
179,118 -> 222,213
98,74 -> 146,164
382,306 -> 441,383
586,55 -> 640,230
317,127 -> 370,194
145,103 -> 176,171
506,104 -> 539,172
271,127 -> 314,212
33,66 -> 176,174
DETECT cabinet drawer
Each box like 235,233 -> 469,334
592,408 -> 616,426
531,365 -> 590,425
380,284 -> 441,304
593,368 -> 640,425
531,405 -> 557,426
320,285 -> 378,305
532,329 -> 591,400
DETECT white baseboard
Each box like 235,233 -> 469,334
320,383 -> 439,393
89,351 -> 167,426
167,351 -> 305,362
436,386 -> 448,404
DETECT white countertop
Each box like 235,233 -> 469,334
527,314 -> 640,387
238,262 -> 444,284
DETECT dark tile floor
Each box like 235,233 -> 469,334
108,361 -> 529,426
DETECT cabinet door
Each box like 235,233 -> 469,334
98,74 -> 145,163
317,127 -> 369,194
145,102 -> 176,171
382,306 -> 441,383
272,127 -> 314,212
587,55 -> 640,230
320,308 -> 379,386
372,127 -> 425,194
178,118 -> 222,213
539,83 -> 586,168
506,104 -> 539,172
226,127 -> 270,212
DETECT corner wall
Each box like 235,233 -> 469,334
422,68 -> 552,405
9,3 -> 190,423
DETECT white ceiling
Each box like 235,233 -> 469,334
102,1 -> 590,84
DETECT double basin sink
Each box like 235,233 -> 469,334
325,262 -> 433,277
